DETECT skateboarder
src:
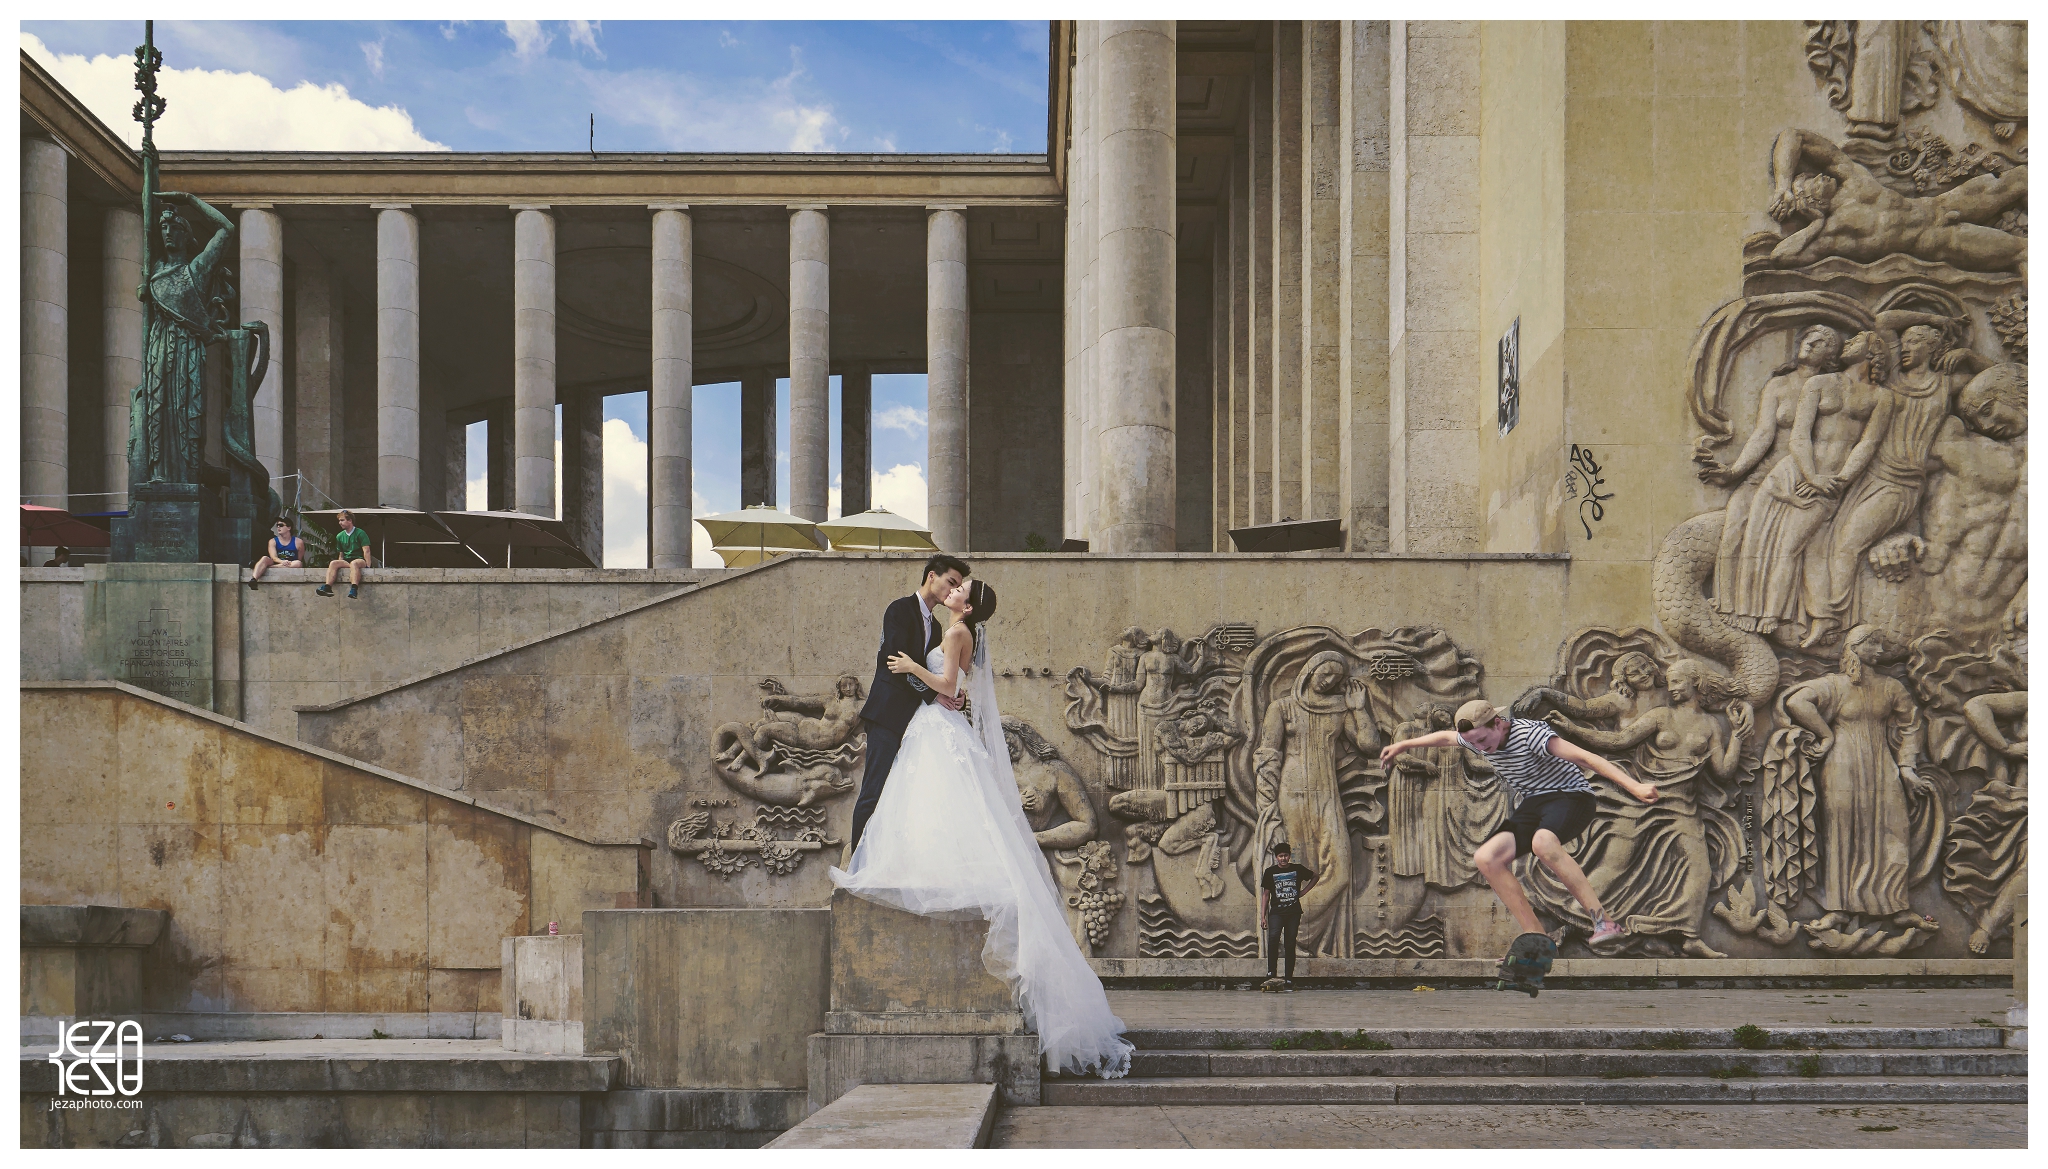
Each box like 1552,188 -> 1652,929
1380,699 -> 1657,955
1259,844 -> 1318,988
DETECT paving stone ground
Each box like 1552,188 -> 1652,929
1103,987 -> 2018,1030
990,1103 -> 2028,1148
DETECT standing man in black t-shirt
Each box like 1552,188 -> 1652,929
1260,844 -> 1319,985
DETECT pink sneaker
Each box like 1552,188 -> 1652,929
1588,918 -> 1625,946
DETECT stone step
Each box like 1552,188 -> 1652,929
1118,1025 -> 2006,1052
765,1083 -> 999,1149
1040,1075 -> 2030,1107
1122,1047 -> 2028,1079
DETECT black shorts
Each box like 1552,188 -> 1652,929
1491,791 -> 1597,859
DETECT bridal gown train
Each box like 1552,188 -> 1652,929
830,644 -> 1133,1079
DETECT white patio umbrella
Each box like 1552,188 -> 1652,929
695,505 -> 826,564
817,506 -> 937,552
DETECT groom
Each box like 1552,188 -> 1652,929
847,553 -> 972,851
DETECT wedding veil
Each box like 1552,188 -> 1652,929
969,623 -> 1014,790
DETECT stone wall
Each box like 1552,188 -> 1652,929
20,682 -> 644,1017
295,551 -> 1569,955
21,567 -> 717,737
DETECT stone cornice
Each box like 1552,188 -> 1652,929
18,50 -> 142,197
149,151 -> 1062,207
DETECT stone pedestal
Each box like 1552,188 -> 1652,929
808,890 -> 1040,1111
21,905 -> 168,1026
113,482 -> 218,565
502,932 -> 584,1055
582,908 -> 830,1090
83,562 -> 219,712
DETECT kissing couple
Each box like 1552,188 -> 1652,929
831,554 -> 1133,1079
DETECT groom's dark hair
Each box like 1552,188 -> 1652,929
921,553 -> 971,585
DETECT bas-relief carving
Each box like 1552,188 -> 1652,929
1003,717 -> 1126,955
1064,623 -> 1492,959
1529,22 -> 2028,961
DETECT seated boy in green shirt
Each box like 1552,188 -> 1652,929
317,510 -> 374,599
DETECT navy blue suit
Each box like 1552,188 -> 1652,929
848,594 -> 943,849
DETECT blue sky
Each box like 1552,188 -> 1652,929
22,20 -> 1050,153
24,21 -> 1026,566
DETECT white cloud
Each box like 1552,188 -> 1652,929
873,133 -> 898,153
502,21 -> 553,63
602,418 -> 648,569
567,21 -> 604,59
360,39 -> 385,80
871,464 -> 929,527
440,21 -> 467,41
569,43 -> 848,153
874,404 -> 927,436
718,30 -> 740,50
21,33 -> 447,151
691,489 -> 721,569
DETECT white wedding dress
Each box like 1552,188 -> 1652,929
830,638 -> 1134,1079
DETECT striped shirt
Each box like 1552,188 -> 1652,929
1462,718 -> 1592,799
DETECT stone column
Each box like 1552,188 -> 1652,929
841,363 -> 872,516
740,368 -> 776,508
649,204 -> 694,567
561,388 -> 603,562
21,136 -> 68,509
926,206 -> 970,551
1269,22 -> 1305,524
375,204 -> 421,509
487,397 -> 514,511
238,207 -> 285,480
1340,21 -> 1393,551
787,206 -> 831,522
512,205 -> 557,518
1175,247 -> 1213,551
1094,20 -> 1177,553
1248,43 -> 1274,527
1301,22 -> 1344,524
1227,134 -> 1252,534
1211,211 -> 1231,549
102,207 -> 144,510
1388,21 -> 1481,553
293,255 -> 346,502
1067,20 -> 1100,544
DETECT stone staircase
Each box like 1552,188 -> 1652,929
1043,1024 -> 2027,1106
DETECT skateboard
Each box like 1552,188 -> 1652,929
1496,932 -> 1556,997
1259,977 -> 1292,993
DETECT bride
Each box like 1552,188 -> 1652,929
830,578 -> 1134,1079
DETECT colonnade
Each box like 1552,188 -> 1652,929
17,137 -> 977,559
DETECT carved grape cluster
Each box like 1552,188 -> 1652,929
1071,887 -> 1125,949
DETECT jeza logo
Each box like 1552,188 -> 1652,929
48,1021 -> 145,1096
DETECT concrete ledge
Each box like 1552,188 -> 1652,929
1116,1025 -> 2010,1051
502,1019 -> 583,1056
1042,1076 -> 2030,1107
18,1039 -> 617,1094
767,1083 -> 999,1149
22,1011 -> 502,1046
1090,957 -> 2014,982
580,1087 -> 807,1147
807,1033 -> 1040,1112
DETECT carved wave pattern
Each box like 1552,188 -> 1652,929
1352,917 -> 1446,959
1137,895 -> 1256,959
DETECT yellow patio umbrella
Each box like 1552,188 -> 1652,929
695,504 -> 826,565
817,506 -> 937,552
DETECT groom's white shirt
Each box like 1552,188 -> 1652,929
915,591 -> 934,644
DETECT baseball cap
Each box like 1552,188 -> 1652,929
1454,699 -> 1503,732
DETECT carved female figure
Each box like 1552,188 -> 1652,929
1133,629 -> 1185,791
1699,325 -> 1841,589
133,192 -> 235,485
1806,322 -> 1987,647
1779,626 -> 1940,930
1252,651 -> 1377,956
1536,660 -> 1751,957
1066,628 -> 1149,790
1718,329 -> 1895,636
1512,651 -> 1665,727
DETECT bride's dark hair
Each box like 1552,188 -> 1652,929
961,579 -> 998,631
